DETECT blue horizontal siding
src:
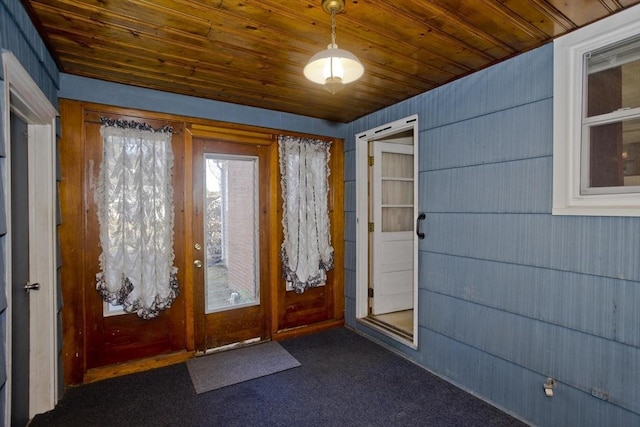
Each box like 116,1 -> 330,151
345,40 -> 640,426
423,213 -> 639,281
0,8 -> 58,96
344,240 -> 357,274
344,181 -> 356,213
344,295 -> 356,329
422,292 -> 640,415
420,98 -> 553,172
344,269 -> 356,303
344,149 -> 356,181
343,210 -> 356,242
421,156 -> 552,213
422,252 -> 639,348
420,327 -> 640,427
418,43 -> 553,131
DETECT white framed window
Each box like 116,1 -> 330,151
553,6 -> 640,216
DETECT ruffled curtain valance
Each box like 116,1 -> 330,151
278,135 -> 334,294
95,118 -> 179,319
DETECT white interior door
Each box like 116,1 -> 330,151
3,52 -> 59,423
370,141 -> 415,315
355,115 -> 419,348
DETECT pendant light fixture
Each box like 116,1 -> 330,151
304,0 -> 364,94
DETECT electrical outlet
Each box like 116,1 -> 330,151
591,388 -> 609,401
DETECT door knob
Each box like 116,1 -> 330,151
24,282 -> 41,292
194,260 -> 203,268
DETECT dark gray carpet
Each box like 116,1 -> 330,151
186,341 -> 300,393
31,328 -> 528,427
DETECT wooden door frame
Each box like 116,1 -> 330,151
59,100 -> 344,385
190,132 -> 276,351
2,52 -> 59,422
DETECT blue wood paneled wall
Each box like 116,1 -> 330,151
59,74 -> 346,139
344,44 -> 640,426
0,0 -> 60,421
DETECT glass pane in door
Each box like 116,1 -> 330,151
382,207 -> 414,232
205,154 -> 259,313
382,152 -> 413,177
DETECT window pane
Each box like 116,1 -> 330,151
382,152 -> 413,178
588,118 -> 640,188
382,207 -> 413,232
586,35 -> 640,117
382,180 -> 413,205
205,156 -> 259,313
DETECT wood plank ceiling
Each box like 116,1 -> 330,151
22,0 -> 640,123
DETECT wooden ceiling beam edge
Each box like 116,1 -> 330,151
403,0 -> 518,55
598,0 -> 622,13
367,0 -> 501,63
477,0 -> 551,39
527,0 -> 577,32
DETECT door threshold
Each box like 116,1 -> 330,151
357,317 -> 417,349
202,337 -> 263,355
364,315 -> 413,341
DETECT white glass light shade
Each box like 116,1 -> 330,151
304,44 -> 364,85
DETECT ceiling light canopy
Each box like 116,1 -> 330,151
304,0 -> 364,94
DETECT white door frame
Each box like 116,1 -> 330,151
2,51 -> 59,423
355,115 -> 419,348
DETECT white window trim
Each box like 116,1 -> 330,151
553,5 -> 640,217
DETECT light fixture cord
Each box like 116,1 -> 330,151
331,8 -> 337,45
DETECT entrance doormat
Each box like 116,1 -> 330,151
186,341 -> 301,394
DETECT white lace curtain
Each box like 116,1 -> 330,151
278,135 -> 334,294
95,118 -> 178,319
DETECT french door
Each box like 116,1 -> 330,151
192,138 -> 270,351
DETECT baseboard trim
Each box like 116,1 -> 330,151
272,319 -> 344,340
82,350 -> 195,384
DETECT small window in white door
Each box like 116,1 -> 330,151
381,151 -> 414,232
